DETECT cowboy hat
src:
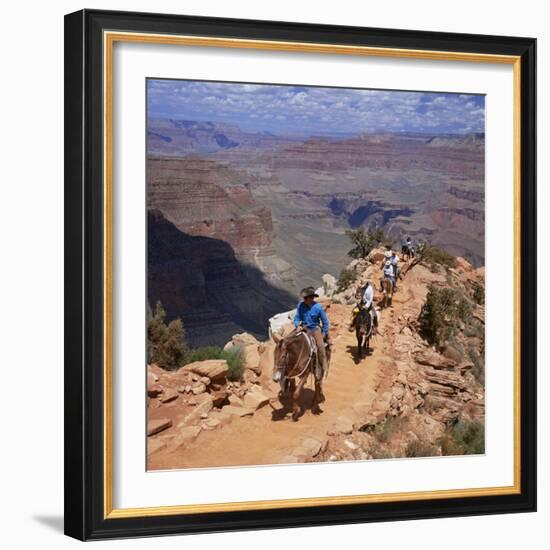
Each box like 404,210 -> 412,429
300,286 -> 319,298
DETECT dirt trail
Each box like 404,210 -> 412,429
151,265 -> 420,470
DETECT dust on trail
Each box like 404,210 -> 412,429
149,265 -> 420,471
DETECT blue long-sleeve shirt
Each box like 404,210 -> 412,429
293,301 -> 330,335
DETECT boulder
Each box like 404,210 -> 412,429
301,438 -> 323,458
192,383 -> 207,395
243,387 -> 271,411
183,360 -> 229,382
335,416 -> 354,435
369,249 -> 386,263
178,394 -> 214,428
415,350 -> 456,369
147,418 -> 172,436
159,388 -> 178,403
321,273 -> 337,297
269,309 -> 296,337
225,333 -> 262,374
228,394 -> 244,407
202,417 -> 221,430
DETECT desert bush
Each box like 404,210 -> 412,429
468,347 -> 485,384
225,345 -> 246,381
453,419 -> 485,455
147,301 -> 188,371
472,281 -> 485,305
438,434 -> 465,456
367,444 -> 393,460
420,245 -> 456,271
405,440 -> 438,458
464,320 -> 484,338
439,419 -> 485,456
345,227 -> 391,260
185,344 -> 246,381
419,286 -> 458,347
375,416 -> 405,444
419,285 -> 473,347
336,266 -> 358,292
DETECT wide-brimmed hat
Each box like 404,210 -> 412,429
300,286 -> 319,298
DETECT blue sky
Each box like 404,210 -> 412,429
147,79 -> 485,137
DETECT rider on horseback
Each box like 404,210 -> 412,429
390,251 -> 400,290
293,287 -> 330,381
380,256 -> 395,291
349,281 -> 378,332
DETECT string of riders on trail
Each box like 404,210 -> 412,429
349,237 -> 416,333
271,237 -> 416,381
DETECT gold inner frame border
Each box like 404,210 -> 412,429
102,30 -> 522,519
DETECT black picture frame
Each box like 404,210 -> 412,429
64,8 -> 537,541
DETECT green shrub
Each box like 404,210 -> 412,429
368,444 -> 393,460
185,344 -> 246,382
472,281 -> 485,305
439,419 -> 485,456
147,301 -> 188,371
457,292 -> 473,323
345,227 -> 392,260
186,346 -> 224,363
438,434 -> 465,456
419,285 -> 473,348
336,266 -> 358,293
225,345 -> 246,381
419,286 -> 458,347
375,416 -> 404,444
453,419 -> 485,455
420,246 -> 456,271
464,320 -> 484,338
405,440 -> 438,458
467,347 -> 485,384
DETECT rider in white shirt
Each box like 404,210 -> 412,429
390,251 -> 399,290
363,281 -> 374,309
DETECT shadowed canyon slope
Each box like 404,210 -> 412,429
148,210 -> 296,347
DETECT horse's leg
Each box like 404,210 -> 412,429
291,373 -> 308,421
312,378 -> 323,414
356,330 -> 362,358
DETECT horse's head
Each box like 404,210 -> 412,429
272,331 -> 306,378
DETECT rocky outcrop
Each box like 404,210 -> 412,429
183,359 -> 229,382
310,252 -> 485,463
148,156 -> 296,293
147,350 -> 277,461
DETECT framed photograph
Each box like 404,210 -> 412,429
64,9 -> 537,540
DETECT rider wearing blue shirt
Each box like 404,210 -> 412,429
293,287 -> 330,380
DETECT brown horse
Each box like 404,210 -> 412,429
380,277 -> 393,308
272,330 -> 326,421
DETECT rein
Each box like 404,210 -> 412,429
279,332 -> 314,381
